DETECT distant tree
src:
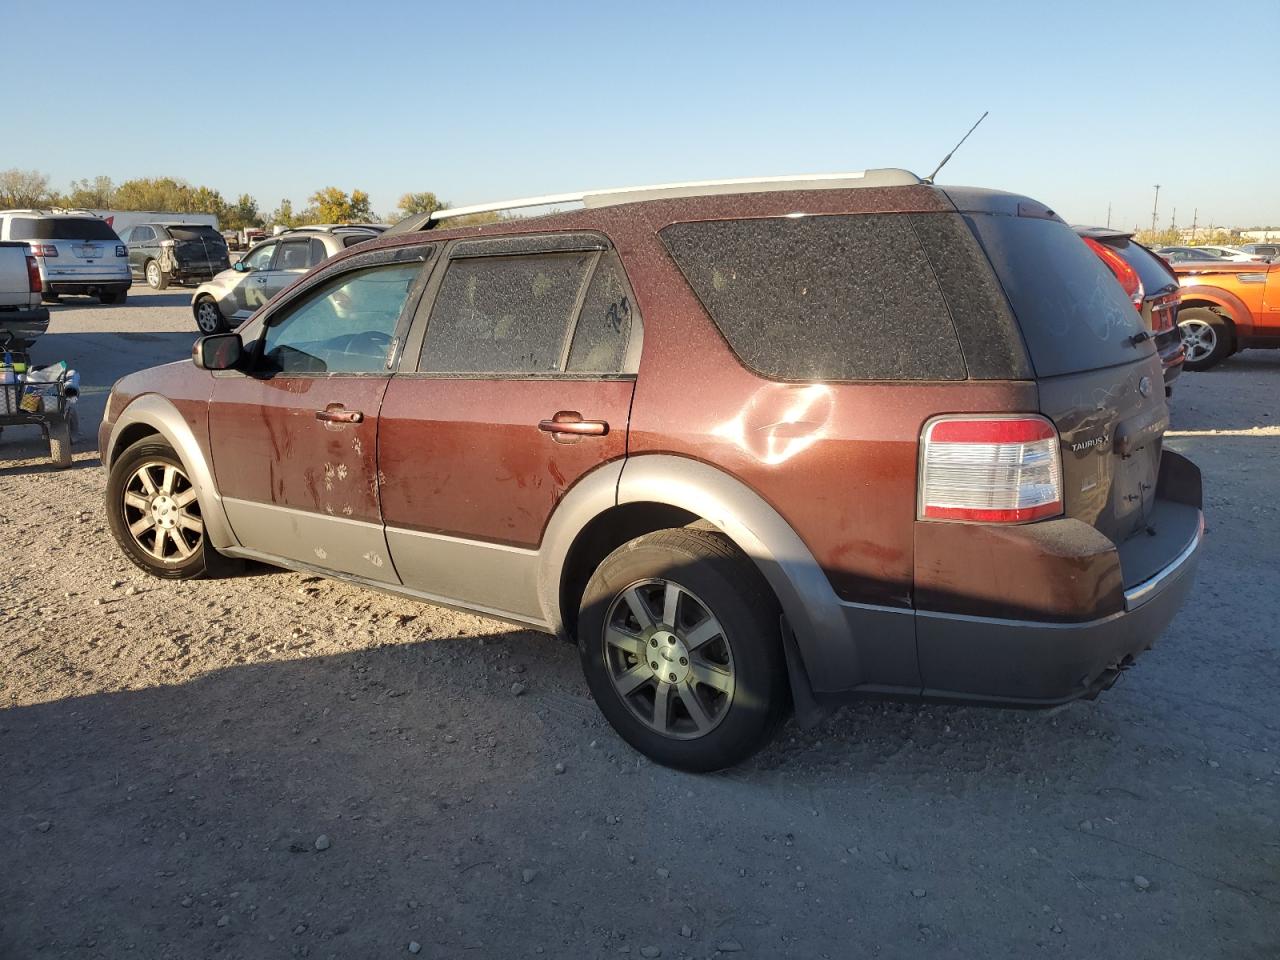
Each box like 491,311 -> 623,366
396,191 -> 446,219
309,187 -> 373,223
223,193 -> 263,230
65,176 -> 115,208
0,168 -> 55,208
113,176 -> 194,211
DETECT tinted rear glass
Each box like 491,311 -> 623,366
966,215 -> 1152,377
1111,239 -> 1177,295
9,217 -> 119,241
660,215 -> 966,381
168,225 -> 224,243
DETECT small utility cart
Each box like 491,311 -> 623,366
0,332 -> 75,469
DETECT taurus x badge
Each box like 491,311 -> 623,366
1139,376 -> 1153,398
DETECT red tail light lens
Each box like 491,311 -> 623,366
28,243 -> 58,258
1083,237 -> 1144,310
25,255 -> 41,293
920,416 -> 1063,523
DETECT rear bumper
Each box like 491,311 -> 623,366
914,510 -> 1201,704
907,450 -> 1203,705
46,280 -> 131,294
0,305 -> 50,343
172,261 -> 230,282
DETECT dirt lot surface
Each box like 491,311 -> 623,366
1,288 -> 1277,959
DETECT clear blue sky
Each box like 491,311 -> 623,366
5,0 -> 1277,229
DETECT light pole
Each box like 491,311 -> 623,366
1151,185 -> 1160,234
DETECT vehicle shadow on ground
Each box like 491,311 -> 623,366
48,292 -> 195,311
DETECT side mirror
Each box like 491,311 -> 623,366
193,333 -> 243,371
233,260 -> 248,272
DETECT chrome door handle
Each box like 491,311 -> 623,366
315,405 -> 364,424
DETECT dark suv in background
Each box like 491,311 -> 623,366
1075,226 -> 1184,393
100,171 -> 1203,771
124,222 -> 231,290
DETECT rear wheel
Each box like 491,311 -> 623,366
577,528 -> 788,772
145,259 -> 170,290
194,296 -> 228,334
106,437 -> 236,579
1179,308 -> 1234,371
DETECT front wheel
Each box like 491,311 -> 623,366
578,528 -> 789,772
145,259 -> 170,290
106,436 -> 235,579
1178,308 -> 1234,371
194,296 -> 228,334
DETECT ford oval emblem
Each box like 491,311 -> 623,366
1139,376 -> 1153,397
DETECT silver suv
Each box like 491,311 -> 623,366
190,226 -> 377,333
0,210 -> 131,304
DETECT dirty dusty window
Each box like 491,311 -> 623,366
420,252 -> 593,374
260,262 -> 421,375
566,251 -> 636,374
660,215 -> 966,381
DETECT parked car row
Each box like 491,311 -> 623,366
101,170 -> 1204,770
1156,244 -> 1274,263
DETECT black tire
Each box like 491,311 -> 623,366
99,288 -> 127,305
144,259 -> 170,290
47,418 -> 72,469
106,436 -> 238,580
578,528 -> 789,772
194,296 -> 228,334
1178,307 -> 1234,371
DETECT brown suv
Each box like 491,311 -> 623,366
99,170 -> 1204,771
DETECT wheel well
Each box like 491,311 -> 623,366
1180,299 -> 1235,326
109,423 -> 160,467
559,502 -> 700,641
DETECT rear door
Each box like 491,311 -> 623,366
966,213 -> 1167,552
207,246 -> 432,579
378,233 -> 640,623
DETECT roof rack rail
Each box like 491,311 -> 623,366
419,168 -> 921,228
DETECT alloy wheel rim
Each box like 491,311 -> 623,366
196,301 -> 220,332
122,460 -> 203,563
602,579 -> 736,740
146,262 -> 160,286
1180,319 -> 1216,362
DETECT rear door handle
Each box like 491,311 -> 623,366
539,411 -> 609,438
315,404 -> 363,424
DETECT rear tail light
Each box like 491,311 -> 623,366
115,244 -> 127,257
920,416 -> 1063,523
25,255 -> 41,293
27,243 -> 58,258
1083,237 -> 1144,310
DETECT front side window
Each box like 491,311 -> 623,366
260,262 -> 421,374
420,252 -> 594,374
276,240 -> 311,272
242,243 -> 276,271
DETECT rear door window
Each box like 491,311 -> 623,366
566,251 -> 637,374
420,251 -> 594,374
966,215 -> 1152,377
660,215 -> 966,381
276,240 -> 311,272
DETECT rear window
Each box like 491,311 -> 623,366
660,215 -> 966,381
167,225 -> 224,243
9,217 -> 119,241
966,215 -> 1152,378
1109,239 -> 1178,295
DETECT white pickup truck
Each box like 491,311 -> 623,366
0,241 -> 49,348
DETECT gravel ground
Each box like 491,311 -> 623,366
1,288 -> 1277,959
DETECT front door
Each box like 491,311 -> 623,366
207,251 -> 430,581
379,237 -> 640,622
232,240 -> 278,313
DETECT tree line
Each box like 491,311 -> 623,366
0,168 -> 447,229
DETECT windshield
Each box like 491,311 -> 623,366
9,217 -> 120,241
967,214 -> 1152,377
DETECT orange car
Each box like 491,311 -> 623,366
1172,260 -> 1280,369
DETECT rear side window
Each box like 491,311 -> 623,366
660,215 -> 966,381
967,215 -> 1151,378
421,252 -> 594,374
310,238 -> 328,266
9,217 -> 119,241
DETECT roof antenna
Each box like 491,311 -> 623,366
923,111 -> 989,184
